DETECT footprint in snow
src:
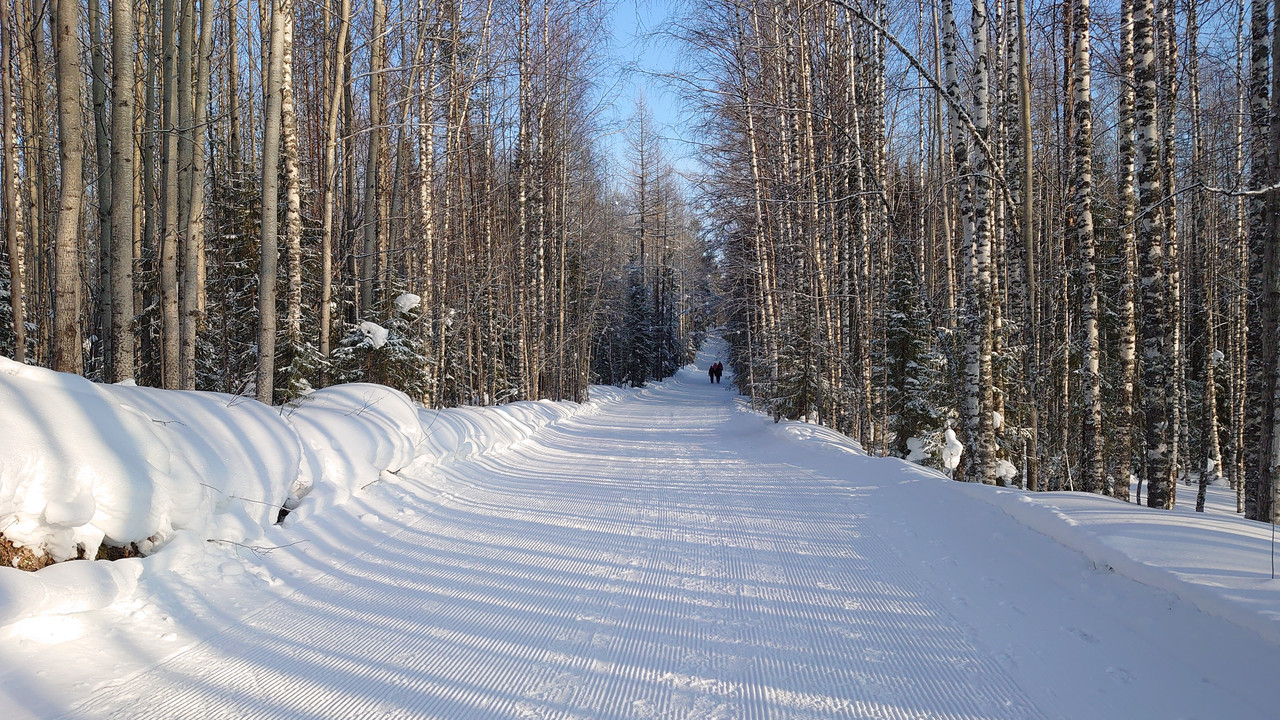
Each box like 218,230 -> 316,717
1107,666 -> 1135,684
1065,626 -> 1100,644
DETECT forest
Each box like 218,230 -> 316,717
0,0 -> 1278,524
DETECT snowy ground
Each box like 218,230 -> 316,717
2,340 -> 1278,719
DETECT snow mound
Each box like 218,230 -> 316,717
284,384 -> 424,517
0,358 -> 300,561
0,557 -> 142,626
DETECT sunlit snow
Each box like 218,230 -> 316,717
1,340 -> 1278,719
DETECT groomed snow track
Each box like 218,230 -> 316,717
59,347 -> 1277,720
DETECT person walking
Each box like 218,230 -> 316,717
713,362 -> 723,384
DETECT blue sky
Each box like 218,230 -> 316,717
603,0 -> 697,180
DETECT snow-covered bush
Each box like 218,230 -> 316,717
942,426 -> 964,473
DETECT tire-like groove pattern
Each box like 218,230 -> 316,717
68,377 -> 1050,720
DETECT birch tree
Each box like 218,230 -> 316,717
108,0 -> 136,381
1072,0 -> 1102,493
1,0 -> 25,363
256,0 -> 288,404
51,0 -> 83,374
1135,0 -> 1174,509
1111,0 -> 1138,500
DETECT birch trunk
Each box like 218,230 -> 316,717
256,0 -> 288,404
1072,0 -> 1103,493
158,0 -> 181,387
360,0 -> 386,315
1,0 -> 26,363
51,0 -> 84,374
319,0 -> 350,360
179,0 -> 213,389
1264,0 -> 1280,522
109,0 -> 136,381
1112,0 -> 1138,500
1135,0 -> 1174,509
1244,0 -> 1269,520
282,2 -> 302,343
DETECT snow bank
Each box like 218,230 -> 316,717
0,358 -> 300,562
283,384 -> 423,517
973,487 -> 1280,646
417,401 -> 572,468
0,557 -> 142,626
0,362 -> 621,629
410,387 -> 632,472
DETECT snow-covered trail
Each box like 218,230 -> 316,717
44,350 -> 1278,719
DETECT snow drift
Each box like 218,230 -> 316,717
0,358 -> 623,629
0,358 -> 303,563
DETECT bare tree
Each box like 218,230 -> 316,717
256,0 -> 288,404
0,0 -> 26,363
108,0 -> 137,381
51,0 -> 84,374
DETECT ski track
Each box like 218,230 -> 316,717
64,369 -> 1079,719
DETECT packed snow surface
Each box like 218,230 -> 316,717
2,342 -> 1278,719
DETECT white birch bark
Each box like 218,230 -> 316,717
1113,0 -> 1138,500
1135,0 -> 1174,509
1072,0 -> 1103,493
319,0 -> 351,360
255,0 -> 288,404
282,2 -> 302,343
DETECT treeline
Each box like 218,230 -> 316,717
682,0 -> 1280,521
0,0 -> 709,409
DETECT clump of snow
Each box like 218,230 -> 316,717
906,437 -> 929,463
942,427 -> 964,471
394,293 -> 421,313
992,410 -> 1003,431
357,321 -> 389,349
995,458 -> 1019,483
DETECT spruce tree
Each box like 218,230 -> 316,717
330,293 -> 431,401
887,241 -> 946,463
